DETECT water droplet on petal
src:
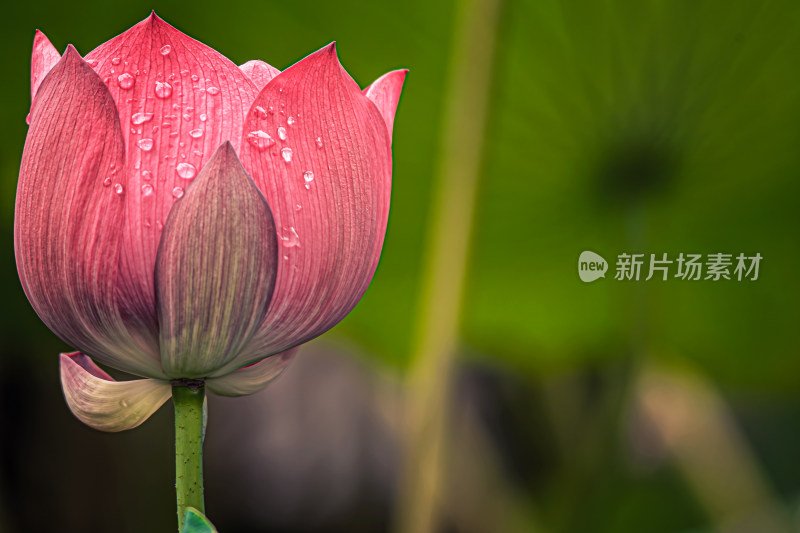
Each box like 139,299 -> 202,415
199,113 -> 207,122
141,183 -> 154,196
111,57 -> 121,65
287,116 -> 296,125
295,203 -> 302,211
160,44 -> 172,55
206,86 -> 220,95
281,147 -> 293,162
137,138 -> 154,151
254,106 -> 268,119
117,73 -> 135,89
157,220 -> 164,231
247,130 -> 275,150
189,128 -> 204,138
103,177 -> 112,187
86,59 -> 98,67
131,112 -> 153,125
155,81 -> 172,99
176,162 -> 196,179
114,183 -> 124,195
142,170 -> 152,180
279,226 -> 301,248
172,186 -> 184,199
119,399 -> 128,407
315,137 -> 323,148
277,127 -> 287,141
303,171 -> 314,183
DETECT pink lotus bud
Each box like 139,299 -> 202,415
16,13 -> 406,430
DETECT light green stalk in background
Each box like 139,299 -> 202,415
394,0 -> 502,531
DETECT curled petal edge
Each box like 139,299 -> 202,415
60,352 -> 171,432
206,348 -> 298,396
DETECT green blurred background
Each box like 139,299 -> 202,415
2,0 -> 800,532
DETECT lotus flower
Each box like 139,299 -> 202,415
16,13 -> 406,432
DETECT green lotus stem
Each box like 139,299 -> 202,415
173,382 -> 206,531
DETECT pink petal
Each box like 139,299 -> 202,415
60,353 -> 172,432
228,43 -> 392,372
206,348 -> 297,396
363,69 -> 408,142
30,30 -> 61,103
156,143 -> 278,378
16,47 -> 165,378
84,13 -> 260,336
240,59 -> 281,91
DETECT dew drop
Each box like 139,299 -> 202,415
86,59 -> 98,67
281,147 -> 293,162
303,171 -> 314,183
206,86 -> 220,95
103,177 -> 112,187
114,183 -> 124,195
142,170 -> 152,180
141,183 -> 154,196
131,112 -> 154,125
189,128 -> 204,138
199,113 -> 208,122
176,162 -> 197,179
193,150 -> 204,157
119,399 -> 128,407
111,57 -> 121,65
254,106 -> 268,119
247,130 -> 275,150
160,44 -> 172,55
156,220 -> 164,231
183,113 -> 191,121
287,116 -> 296,125
279,226 -> 301,248
295,203 -> 302,211
137,138 -> 154,151
277,127 -> 287,141
191,74 -> 199,82
315,136 -> 323,148
117,73 -> 135,89
172,186 -> 185,199
155,81 -> 173,99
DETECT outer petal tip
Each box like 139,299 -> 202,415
364,69 -> 408,141
30,29 -> 61,104
60,353 -> 171,432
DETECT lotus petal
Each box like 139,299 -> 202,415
84,13 -> 260,338
60,352 -> 171,432
226,43 -> 393,373
363,69 -> 408,141
156,143 -> 278,378
240,59 -> 280,91
206,348 -> 297,396
30,30 -> 61,103
16,47 -> 165,378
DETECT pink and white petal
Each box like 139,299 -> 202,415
16,47 -> 165,378
30,30 -> 61,102
229,43 -> 392,372
60,353 -> 171,432
239,60 -> 280,91
206,348 -> 297,396
156,143 -> 278,378
84,13 -> 260,334
363,69 -> 408,142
